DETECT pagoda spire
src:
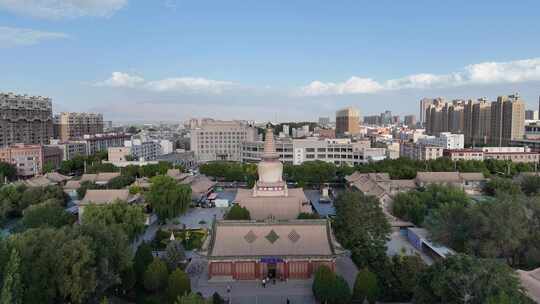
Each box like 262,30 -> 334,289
262,128 -> 279,160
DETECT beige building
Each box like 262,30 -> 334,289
464,98 -> 491,146
0,92 -> 53,148
336,107 -> 360,137
190,120 -> 257,162
108,147 -> 132,162
49,139 -> 87,161
0,144 -> 62,176
425,99 -> 465,135
55,112 -> 104,141
491,94 -> 525,146
400,142 -> 444,161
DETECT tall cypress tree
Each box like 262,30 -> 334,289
0,249 -> 23,304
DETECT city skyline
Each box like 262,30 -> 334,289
2,1 -> 540,121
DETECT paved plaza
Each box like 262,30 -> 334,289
187,255 -> 357,304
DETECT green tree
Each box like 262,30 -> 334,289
424,201 -> 473,252
145,175 -> 192,221
143,258 -> 168,292
42,161 -> 56,173
392,184 -> 471,226
134,242 -> 154,283
353,268 -> 378,304
376,255 -> 426,302
414,254 -> 529,304
81,201 -> 145,240
107,175 -> 135,189
297,212 -> 320,219
211,292 -> 225,304
224,204 -> 251,220
0,249 -> 23,304
9,227 -> 97,304
174,292 -> 210,304
120,266 -> 136,293
312,265 -> 336,303
333,191 -> 391,268
520,175 -> 540,196
76,223 -> 132,294
312,265 -> 351,304
484,177 -> 522,196
21,199 -> 73,229
165,240 -> 186,270
0,162 -> 16,183
166,268 -> 191,302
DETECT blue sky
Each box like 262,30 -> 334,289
1,0 -> 540,122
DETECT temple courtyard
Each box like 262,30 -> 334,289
188,255 -> 358,304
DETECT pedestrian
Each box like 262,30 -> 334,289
286,298 -> 290,304
227,285 -> 231,294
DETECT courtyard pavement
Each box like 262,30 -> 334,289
187,255 -> 358,304
386,231 -> 434,265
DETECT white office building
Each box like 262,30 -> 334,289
241,137 -> 381,166
417,132 -> 464,149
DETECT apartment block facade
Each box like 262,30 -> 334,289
0,92 -> 53,148
54,112 -> 104,141
490,94 -> 525,146
49,139 -> 88,161
336,107 -> 360,137
400,142 -> 444,161
0,144 -> 62,176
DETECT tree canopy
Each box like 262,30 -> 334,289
166,268 -> 191,302
312,265 -> 351,304
224,204 -> 250,220
145,175 -> 191,222
425,193 -> 540,268
0,162 -> 16,184
392,184 -> 471,226
21,199 -> 73,229
333,191 -> 391,269
143,258 -> 168,292
414,254 -> 530,304
81,201 -> 146,241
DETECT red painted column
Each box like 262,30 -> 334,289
231,261 -> 236,280
284,261 -> 289,280
209,262 -> 213,279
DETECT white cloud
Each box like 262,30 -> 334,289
0,26 -> 68,48
0,0 -> 127,19
146,77 -> 234,94
96,72 -> 235,94
300,57 -> 540,96
96,72 -> 144,88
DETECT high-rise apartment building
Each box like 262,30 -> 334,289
318,117 -> 330,126
336,107 -> 360,137
190,120 -> 257,162
419,98 -> 433,126
425,99 -> 465,135
464,98 -> 491,146
55,112 -> 104,141
404,115 -> 416,127
490,94 -> 525,146
0,92 -> 53,148
525,110 -> 539,120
